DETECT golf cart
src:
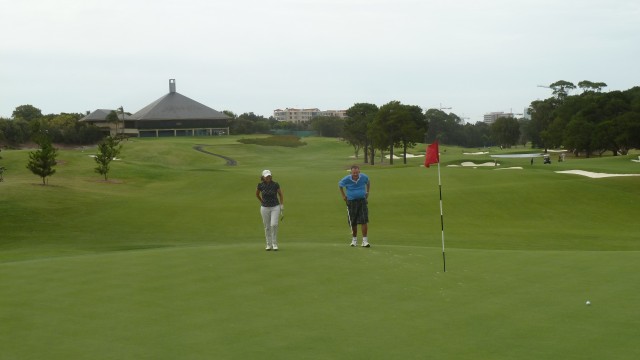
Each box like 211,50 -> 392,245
543,154 -> 551,164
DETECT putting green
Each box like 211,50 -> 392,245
1,136 -> 639,358
2,244 -> 639,359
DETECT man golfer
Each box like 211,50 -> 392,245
339,165 -> 371,247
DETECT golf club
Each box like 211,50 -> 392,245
346,202 -> 353,233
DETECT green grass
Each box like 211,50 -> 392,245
237,135 -> 308,147
1,137 -> 639,359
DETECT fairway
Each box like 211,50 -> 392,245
1,136 -> 639,359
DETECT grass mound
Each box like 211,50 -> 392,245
237,135 -> 307,147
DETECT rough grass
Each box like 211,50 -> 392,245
237,135 -> 307,147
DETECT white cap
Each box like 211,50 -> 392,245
262,169 -> 272,177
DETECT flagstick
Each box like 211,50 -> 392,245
437,161 -> 446,272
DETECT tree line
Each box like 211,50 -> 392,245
3,80 -> 639,161
528,81 -> 640,156
0,105 -> 104,147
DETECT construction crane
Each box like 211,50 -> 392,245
537,85 -> 551,89
439,103 -> 452,110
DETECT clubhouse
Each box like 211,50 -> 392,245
80,79 -> 231,137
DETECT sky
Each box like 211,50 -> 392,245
1,0 -> 639,123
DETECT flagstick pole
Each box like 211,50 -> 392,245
437,161 -> 446,272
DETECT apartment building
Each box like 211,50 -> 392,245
483,112 -> 514,124
274,108 -> 347,122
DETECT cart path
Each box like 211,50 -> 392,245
193,145 -> 237,166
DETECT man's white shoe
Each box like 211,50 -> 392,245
362,241 -> 371,248
350,240 -> 357,247
272,245 -> 279,251
266,246 -> 272,251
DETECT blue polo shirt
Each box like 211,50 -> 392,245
339,173 -> 369,200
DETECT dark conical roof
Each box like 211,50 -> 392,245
132,81 -> 229,121
79,109 -> 134,122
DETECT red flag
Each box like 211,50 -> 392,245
424,141 -> 439,167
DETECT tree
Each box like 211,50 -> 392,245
344,103 -> 378,163
0,148 -> 4,182
518,118 -> 531,146
563,116 -> 595,157
424,109 -> 449,143
595,112 -> 640,156
0,119 -> 31,145
310,116 -> 343,137
106,110 -> 119,135
12,105 -> 43,122
461,121 -> 492,148
372,101 -> 408,165
94,135 -> 123,181
549,80 -> 576,100
491,117 -> 520,148
398,105 -> 426,164
229,112 -> 275,134
578,80 -> 607,93
528,98 -> 558,149
26,135 -> 57,185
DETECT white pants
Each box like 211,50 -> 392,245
260,206 -> 281,247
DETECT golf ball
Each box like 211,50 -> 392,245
586,300 -> 591,305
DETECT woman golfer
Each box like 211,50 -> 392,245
339,165 -> 370,247
256,169 -> 284,251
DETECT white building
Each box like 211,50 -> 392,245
483,112 -> 514,124
274,108 -> 347,123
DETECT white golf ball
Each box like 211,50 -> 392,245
586,300 -> 591,305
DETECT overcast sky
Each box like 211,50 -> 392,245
2,0 -> 639,123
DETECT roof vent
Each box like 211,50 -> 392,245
169,79 -> 176,93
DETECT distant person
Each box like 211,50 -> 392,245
339,165 -> 371,247
531,158 -> 534,165
256,170 -> 284,251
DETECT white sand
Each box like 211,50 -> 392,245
88,155 -> 120,160
461,161 -> 498,167
491,153 -> 543,158
463,151 -> 489,155
350,154 -> 424,159
385,154 -> 424,159
494,167 -> 523,170
556,170 -> 640,178
447,162 -> 499,168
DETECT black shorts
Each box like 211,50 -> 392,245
346,198 -> 369,225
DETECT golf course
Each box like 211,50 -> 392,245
1,135 -> 639,359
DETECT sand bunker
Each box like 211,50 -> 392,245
491,153 -> 543,158
447,162 -> 499,167
385,154 -> 424,159
88,155 -> 121,160
556,170 -> 640,178
547,149 -> 569,153
494,167 -> 524,170
462,161 -> 498,167
463,151 -> 489,155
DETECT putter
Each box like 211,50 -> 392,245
346,202 -> 353,233
280,209 -> 284,222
